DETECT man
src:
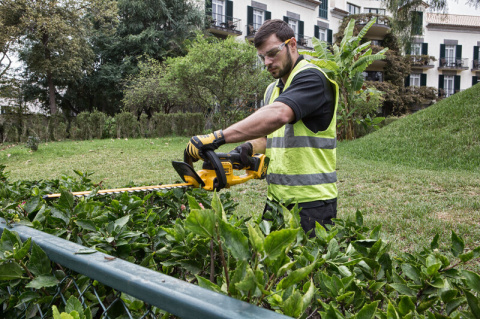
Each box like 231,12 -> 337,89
185,19 -> 339,235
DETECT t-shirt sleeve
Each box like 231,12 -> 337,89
274,69 -> 332,124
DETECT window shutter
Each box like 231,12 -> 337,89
299,21 -> 304,39
440,44 -> 445,59
456,45 -> 462,59
421,74 -> 427,86
422,43 -> 428,55
438,75 -> 444,89
405,75 -> 410,87
473,76 -> 478,86
454,75 -> 461,92
247,6 -> 253,35
283,16 -> 289,23
315,25 -> 319,39
474,46 -> 479,60
265,11 -> 271,20
327,29 -> 333,44
226,0 -> 233,21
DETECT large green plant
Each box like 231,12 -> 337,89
1,165 -> 480,318
301,18 -> 387,140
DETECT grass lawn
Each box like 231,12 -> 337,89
1,85 -> 479,262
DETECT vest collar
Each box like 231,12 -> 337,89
276,55 -> 305,91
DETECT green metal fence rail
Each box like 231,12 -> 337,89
0,219 -> 292,319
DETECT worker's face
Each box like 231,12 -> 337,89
257,34 -> 295,80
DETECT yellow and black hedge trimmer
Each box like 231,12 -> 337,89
44,150 -> 269,199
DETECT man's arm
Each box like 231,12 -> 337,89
223,101 -> 295,143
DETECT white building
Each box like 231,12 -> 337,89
203,0 -> 480,98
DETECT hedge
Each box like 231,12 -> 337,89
0,111 -> 205,143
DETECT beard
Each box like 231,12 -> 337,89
272,48 -> 294,80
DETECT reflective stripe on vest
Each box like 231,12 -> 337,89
264,59 -> 339,203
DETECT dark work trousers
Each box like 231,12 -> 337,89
263,198 -> 337,237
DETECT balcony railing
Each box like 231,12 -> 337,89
296,35 -> 313,49
439,58 -> 469,70
408,55 -> 435,69
207,14 -> 242,36
472,59 -> 480,70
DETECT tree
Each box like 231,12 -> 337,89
62,0 -> 205,115
3,0 -> 118,115
165,34 -> 272,128
123,58 -> 188,117
302,18 -> 387,140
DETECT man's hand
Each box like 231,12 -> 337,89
186,130 -> 225,161
229,142 -> 253,167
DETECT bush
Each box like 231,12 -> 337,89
115,111 -> 139,138
0,170 -> 479,319
89,110 -> 106,139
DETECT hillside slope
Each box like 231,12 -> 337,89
340,83 -> 480,172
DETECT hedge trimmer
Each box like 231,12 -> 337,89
44,150 -> 269,199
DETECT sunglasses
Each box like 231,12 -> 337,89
258,38 -> 292,63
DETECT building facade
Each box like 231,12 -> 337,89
202,0 -> 480,98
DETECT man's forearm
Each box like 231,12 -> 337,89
223,102 -> 295,143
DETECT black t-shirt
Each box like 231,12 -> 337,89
274,56 -> 335,133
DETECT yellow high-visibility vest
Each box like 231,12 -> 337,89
264,59 -> 339,203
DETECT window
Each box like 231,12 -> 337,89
445,45 -> 455,66
253,9 -> 263,30
410,74 -> 421,87
212,0 -> 225,25
318,28 -> 327,41
411,43 -> 422,56
371,40 -> 382,46
289,19 -> 298,38
319,0 -> 328,19
348,3 -> 360,15
444,75 -> 454,97
364,8 -> 385,15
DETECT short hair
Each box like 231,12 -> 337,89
254,19 -> 294,48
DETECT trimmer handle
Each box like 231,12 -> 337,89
184,149 -> 227,191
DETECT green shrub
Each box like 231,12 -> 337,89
115,111 -> 139,138
89,110 -> 106,139
73,112 -> 92,140
138,113 -> 151,138
151,112 -> 172,137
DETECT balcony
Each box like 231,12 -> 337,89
438,58 -> 469,71
296,36 -> 313,50
472,59 -> 480,71
356,14 -> 391,39
207,14 -> 242,37
245,23 -> 261,41
409,55 -> 435,70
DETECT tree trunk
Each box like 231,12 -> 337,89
47,71 -> 57,115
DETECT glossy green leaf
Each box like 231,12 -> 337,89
465,290 -> 480,319
211,190 -> 226,221
386,301 -> 400,319
398,296 -> 415,316
186,194 -> 202,210
401,264 -> 421,284
58,189 -> 74,211
247,224 -> 264,253
451,231 -> 465,257
356,301 -> 379,319
282,290 -> 303,318
185,209 -> 215,238
356,210 -> 364,226
14,237 -> 31,260
462,270 -> 480,294
264,228 -> 299,260
75,219 -> 97,231
0,228 -> 22,252
24,196 -> 40,214
277,261 -> 316,290
0,261 -> 24,280
65,296 -> 84,317
25,275 -> 59,289
389,283 -> 417,297
28,242 -> 51,276
196,275 -> 223,294
446,297 -> 466,315
219,220 -> 250,261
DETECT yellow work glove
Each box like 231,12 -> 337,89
185,130 -> 225,161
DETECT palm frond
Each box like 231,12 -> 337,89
351,49 -> 388,74
340,19 -> 355,52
